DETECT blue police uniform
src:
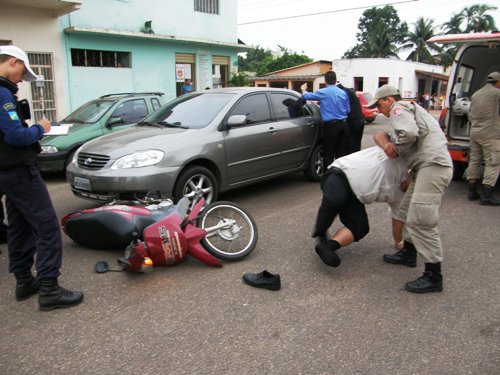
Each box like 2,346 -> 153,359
303,84 -> 350,169
0,77 -> 62,280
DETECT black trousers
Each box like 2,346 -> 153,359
345,119 -> 365,155
314,167 -> 370,242
0,165 -> 62,279
322,121 -> 347,170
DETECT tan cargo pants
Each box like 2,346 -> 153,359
466,137 -> 500,187
400,165 -> 453,263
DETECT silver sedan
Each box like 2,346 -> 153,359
66,87 -> 323,204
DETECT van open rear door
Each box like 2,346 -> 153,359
427,32 -> 500,180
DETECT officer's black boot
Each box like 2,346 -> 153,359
480,185 -> 500,206
405,262 -> 443,293
38,279 -> 84,311
14,270 -> 39,301
382,240 -> 417,267
467,182 -> 480,201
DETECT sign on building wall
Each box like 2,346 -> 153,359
176,63 -> 192,82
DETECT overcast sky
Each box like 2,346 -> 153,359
237,0 -> 500,60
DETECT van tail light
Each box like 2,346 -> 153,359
438,108 -> 447,132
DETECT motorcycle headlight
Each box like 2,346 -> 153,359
111,150 -> 164,169
41,145 -> 58,153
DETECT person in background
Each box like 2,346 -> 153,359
369,84 -> 453,294
181,78 -> 193,95
301,71 -> 350,170
0,45 -> 84,310
466,71 -> 500,205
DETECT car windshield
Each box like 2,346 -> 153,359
143,93 -> 235,129
61,100 -> 116,124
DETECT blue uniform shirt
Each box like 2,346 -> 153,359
303,84 -> 350,122
0,86 -> 43,146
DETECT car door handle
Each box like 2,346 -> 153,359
307,121 -> 316,126
267,127 -> 278,134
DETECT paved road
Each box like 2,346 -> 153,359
1,115 -> 499,375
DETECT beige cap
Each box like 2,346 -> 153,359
486,72 -> 500,83
366,84 -> 401,108
0,45 -> 38,82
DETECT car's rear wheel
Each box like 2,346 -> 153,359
365,117 -> 376,123
173,166 -> 218,207
304,144 -> 323,182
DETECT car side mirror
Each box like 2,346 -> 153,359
227,115 -> 247,128
106,117 -> 124,128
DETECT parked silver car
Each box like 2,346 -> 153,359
66,87 -> 323,204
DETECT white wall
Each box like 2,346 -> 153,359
333,58 -> 444,98
68,0 -> 238,44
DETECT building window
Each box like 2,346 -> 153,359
194,0 -> 219,14
71,49 -> 131,68
354,77 -> 363,91
378,77 -> 389,87
28,52 -> 57,122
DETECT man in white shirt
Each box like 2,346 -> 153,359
312,147 -> 410,268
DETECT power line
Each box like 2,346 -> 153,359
238,0 -> 419,26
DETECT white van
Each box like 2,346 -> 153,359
428,32 -> 500,180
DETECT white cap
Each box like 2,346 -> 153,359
0,45 -> 38,82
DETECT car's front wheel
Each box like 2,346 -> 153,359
173,166 -> 218,207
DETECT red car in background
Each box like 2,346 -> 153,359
356,92 -> 379,123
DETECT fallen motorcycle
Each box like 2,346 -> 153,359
62,197 -> 258,272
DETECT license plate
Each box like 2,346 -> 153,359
74,177 -> 91,191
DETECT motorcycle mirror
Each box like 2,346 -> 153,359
95,260 -> 125,273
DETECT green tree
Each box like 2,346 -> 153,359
398,17 -> 440,64
343,5 -> 408,58
237,45 -> 312,76
463,4 -> 497,32
366,23 -> 399,58
229,72 -> 250,87
264,46 -> 312,73
237,45 -> 274,74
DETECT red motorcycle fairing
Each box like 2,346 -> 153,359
139,198 -> 222,269
62,204 -> 175,250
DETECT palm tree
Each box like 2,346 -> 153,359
398,17 -> 440,64
441,13 -> 464,34
464,4 -> 497,32
366,23 -> 399,58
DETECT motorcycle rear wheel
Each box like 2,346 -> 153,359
197,201 -> 258,261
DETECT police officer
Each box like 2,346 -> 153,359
466,71 -> 500,205
0,45 -> 83,310
369,85 -> 453,294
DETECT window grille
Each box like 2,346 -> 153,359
194,0 -> 219,14
71,49 -> 131,68
28,52 -> 57,122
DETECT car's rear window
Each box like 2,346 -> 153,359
147,93 -> 235,128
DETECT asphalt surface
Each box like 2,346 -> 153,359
0,114 -> 499,375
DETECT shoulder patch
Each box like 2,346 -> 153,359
393,107 -> 402,116
8,111 -> 19,121
3,102 -> 16,111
